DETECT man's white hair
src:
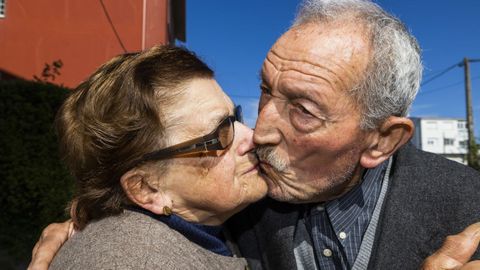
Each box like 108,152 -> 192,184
293,0 -> 423,129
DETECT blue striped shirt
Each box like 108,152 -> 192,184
307,161 -> 387,269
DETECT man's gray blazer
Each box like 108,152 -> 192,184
227,143 -> 480,270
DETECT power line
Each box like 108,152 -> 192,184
99,0 -> 127,53
421,62 -> 461,87
423,68 -> 448,80
418,75 -> 480,96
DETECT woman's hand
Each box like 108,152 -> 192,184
422,222 -> 480,270
27,220 -> 75,270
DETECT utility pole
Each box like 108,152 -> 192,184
462,58 -> 478,167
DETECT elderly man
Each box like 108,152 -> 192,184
227,0 -> 480,269
29,0 -> 480,269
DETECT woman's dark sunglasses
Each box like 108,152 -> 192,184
139,105 -> 244,162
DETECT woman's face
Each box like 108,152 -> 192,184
156,78 -> 267,225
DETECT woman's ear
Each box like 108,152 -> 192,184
360,116 -> 414,168
120,168 -> 172,215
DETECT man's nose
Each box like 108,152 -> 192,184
235,122 -> 255,156
254,101 -> 282,146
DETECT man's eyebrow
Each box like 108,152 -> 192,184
257,69 -> 263,82
279,79 -> 328,106
285,87 -> 317,100
258,69 -> 269,86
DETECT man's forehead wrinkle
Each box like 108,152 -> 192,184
273,22 -> 372,88
266,47 -> 354,92
263,56 -> 333,109
269,48 -> 334,77
264,53 -> 336,95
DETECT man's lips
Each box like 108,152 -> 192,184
259,161 -> 273,169
258,161 -> 275,180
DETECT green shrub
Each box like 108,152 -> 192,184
0,80 -> 74,269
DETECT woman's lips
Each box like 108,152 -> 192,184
243,163 -> 259,175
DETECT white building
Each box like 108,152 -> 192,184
410,117 -> 468,164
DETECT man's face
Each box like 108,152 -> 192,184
255,21 -> 375,203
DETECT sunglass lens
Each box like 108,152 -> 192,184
218,118 -> 234,148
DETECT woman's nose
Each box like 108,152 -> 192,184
234,122 -> 255,156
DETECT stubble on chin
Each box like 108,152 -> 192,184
256,146 -> 294,201
306,147 -> 364,202
257,145 -> 363,203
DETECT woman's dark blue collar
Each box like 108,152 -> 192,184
125,206 -> 232,257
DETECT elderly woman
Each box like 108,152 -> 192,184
45,46 -> 267,269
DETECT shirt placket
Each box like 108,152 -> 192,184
309,205 -> 348,270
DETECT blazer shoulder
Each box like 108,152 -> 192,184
394,143 -> 480,186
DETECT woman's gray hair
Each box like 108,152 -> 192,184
293,0 -> 423,129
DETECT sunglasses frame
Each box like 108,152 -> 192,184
139,105 -> 243,162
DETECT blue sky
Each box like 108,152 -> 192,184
183,1 -> 480,138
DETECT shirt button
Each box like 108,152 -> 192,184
339,232 -> 347,240
323,248 -> 333,257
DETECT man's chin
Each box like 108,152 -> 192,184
265,179 -> 307,203
260,168 -> 305,203
266,187 -> 315,204
260,171 -> 291,202
260,166 -> 328,203
267,188 -> 295,202
265,177 -> 346,204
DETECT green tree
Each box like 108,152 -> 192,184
474,142 -> 480,171
0,80 -> 74,269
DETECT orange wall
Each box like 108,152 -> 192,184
0,0 -> 169,88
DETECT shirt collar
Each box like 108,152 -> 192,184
324,160 -> 387,235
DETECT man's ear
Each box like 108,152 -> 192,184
120,169 -> 172,215
360,116 -> 414,168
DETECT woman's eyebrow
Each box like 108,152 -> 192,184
209,110 -> 230,128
